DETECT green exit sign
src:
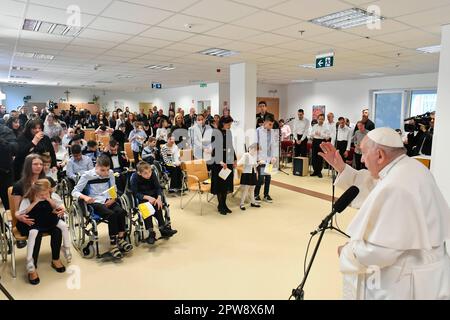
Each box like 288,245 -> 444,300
316,54 -> 334,69
200,83 -> 207,88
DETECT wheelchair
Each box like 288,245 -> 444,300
56,170 -> 79,209
119,164 -> 173,247
68,180 -> 131,260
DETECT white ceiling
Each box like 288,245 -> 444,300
0,0 -> 449,91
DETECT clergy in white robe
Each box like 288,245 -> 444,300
319,127 -> 450,300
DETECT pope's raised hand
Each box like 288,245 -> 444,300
318,142 -> 346,173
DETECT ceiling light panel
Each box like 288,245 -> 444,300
310,8 -> 384,30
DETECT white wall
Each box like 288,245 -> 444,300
284,73 -> 439,124
432,25 -> 450,205
0,83 -> 220,115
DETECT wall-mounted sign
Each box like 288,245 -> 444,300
151,83 -> 162,89
200,83 -> 207,88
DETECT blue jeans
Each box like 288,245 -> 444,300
254,165 -> 271,197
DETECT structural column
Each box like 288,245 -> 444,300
431,24 -> 450,205
230,63 -> 257,156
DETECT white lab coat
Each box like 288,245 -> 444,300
335,155 -> 450,300
188,124 -> 213,161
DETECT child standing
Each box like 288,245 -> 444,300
237,143 -> 261,211
128,121 -> 147,166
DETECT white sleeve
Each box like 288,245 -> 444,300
17,198 -> 31,216
340,240 -> 404,274
346,129 -> 352,151
334,165 -> 377,208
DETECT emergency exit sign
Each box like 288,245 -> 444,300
316,53 -> 334,69
200,83 -> 207,88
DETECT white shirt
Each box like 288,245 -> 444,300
336,126 -> 353,151
293,118 -> 310,140
280,125 -> 292,141
111,155 -> 120,169
237,152 -> 258,174
327,121 -> 337,144
310,124 -> 330,140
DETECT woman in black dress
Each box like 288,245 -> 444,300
14,119 -> 57,182
210,116 -> 236,215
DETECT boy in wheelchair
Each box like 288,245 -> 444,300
66,144 -> 93,190
130,161 -> 177,245
72,155 -> 133,259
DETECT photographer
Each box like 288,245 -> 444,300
404,112 -> 434,156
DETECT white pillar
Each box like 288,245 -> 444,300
431,24 -> 450,205
230,63 -> 257,156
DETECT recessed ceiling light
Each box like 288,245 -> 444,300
15,52 -> 55,60
298,64 -> 315,69
198,48 -> 239,57
116,74 -> 134,79
145,64 -> 176,71
291,79 -> 313,83
360,72 -> 385,77
95,81 -> 113,84
22,18 -> 83,37
416,45 -> 441,54
12,66 -> 39,71
310,8 -> 384,30
8,80 -> 28,84
10,75 -> 32,79
81,84 -> 96,88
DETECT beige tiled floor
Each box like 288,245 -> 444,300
0,170 -> 356,300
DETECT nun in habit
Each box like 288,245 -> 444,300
319,127 -> 450,300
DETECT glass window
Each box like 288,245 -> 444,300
374,92 -> 404,130
410,90 -> 437,117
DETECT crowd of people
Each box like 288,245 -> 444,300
0,101 -> 435,286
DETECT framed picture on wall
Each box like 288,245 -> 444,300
312,105 -> 326,120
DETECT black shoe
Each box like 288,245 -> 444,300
224,206 -> 232,213
160,227 -> 178,238
263,195 -> 273,203
310,173 -> 318,177
255,195 -> 261,201
28,273 -> 40,285
17,240 -> 27,249
218,209 -> 227,215
251,203 -> 261,208
240,205 -> 246,211
318,173 -> 323,178
146,231 -> 156,245
51,262 -> 66,273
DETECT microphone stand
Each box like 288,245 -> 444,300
328,125 -> 349,238
290,207 -> 339,300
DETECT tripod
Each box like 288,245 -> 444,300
290,206 -> 339,300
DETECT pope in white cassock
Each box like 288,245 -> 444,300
319,127 -> 450,300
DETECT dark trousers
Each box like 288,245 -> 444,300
312,139 -> 325,175
254,165 -> 271,197
133,151 -> 140,167
166,165 -> 182,189
217,192 -> 229,210
354,154 -> 366,170
294,135 -> 308,157
30,228 -> 62,267
336,141 -> 348,161
143,207 -> 166,230
90,202 -> 126,237
0,169 -> 13,210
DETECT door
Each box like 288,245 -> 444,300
373,91 -> 405,130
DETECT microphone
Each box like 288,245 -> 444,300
311,186 -> 359,235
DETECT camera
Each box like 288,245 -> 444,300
47,100 -> 58,112
404,112 -> 433,132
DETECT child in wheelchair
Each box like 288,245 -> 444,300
141,137 -> 158,165
72,155 -> 133,259
17,179 -> 71,277
130,161 -> 177,245
66,144 -> 94,190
